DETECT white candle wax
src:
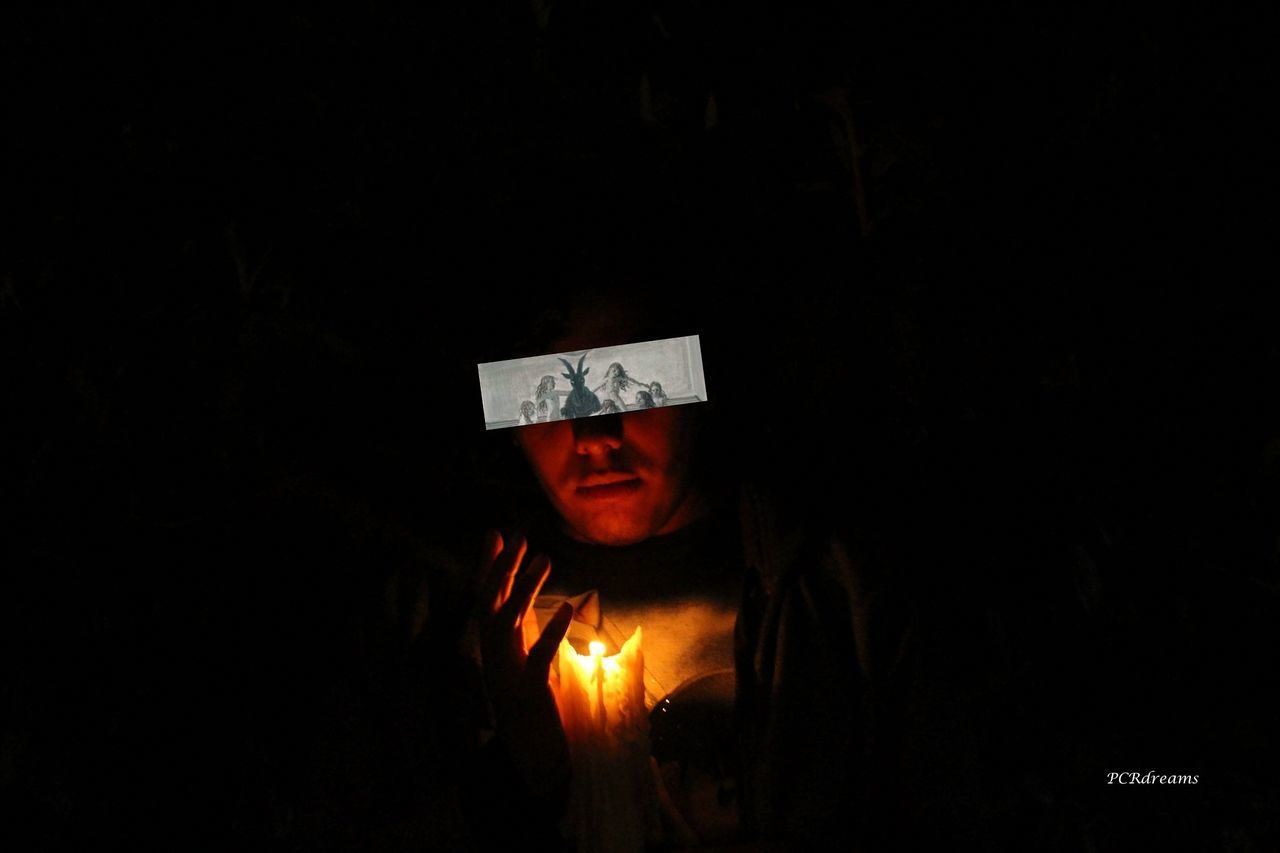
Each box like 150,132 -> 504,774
554,628 -> 659,853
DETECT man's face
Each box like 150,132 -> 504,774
515,407 -> 703,546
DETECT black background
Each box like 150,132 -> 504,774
3,3 -> 1276,850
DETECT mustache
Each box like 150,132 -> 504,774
557,450 -> 651,488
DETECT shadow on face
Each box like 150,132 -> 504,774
515,404 -> 705,545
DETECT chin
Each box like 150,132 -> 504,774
566,507 -> 659,547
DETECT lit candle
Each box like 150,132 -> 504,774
554,629 -> 659,853
591,640 -> 606,734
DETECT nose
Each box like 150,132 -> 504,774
571,414 -> 623,456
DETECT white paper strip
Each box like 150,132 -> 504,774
477,335 -> 708,431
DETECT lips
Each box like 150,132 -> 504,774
576,473 -> 642,499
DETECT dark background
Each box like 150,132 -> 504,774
3,3 -> 1276,850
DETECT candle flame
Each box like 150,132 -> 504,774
589,640 -> 606,657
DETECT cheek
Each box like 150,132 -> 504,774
517,423 -> 573,481
624,412 -> 688,477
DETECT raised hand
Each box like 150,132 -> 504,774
477,530 -> 575,803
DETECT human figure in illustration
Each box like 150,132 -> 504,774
517,400 -> 537,425
597,398 -> 622,415
535,375 -> 566,422
647,380 -> 667,407
593,361 -> 638,412
634,390 -> 656,409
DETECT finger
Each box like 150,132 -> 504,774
484,533 -> 527,614
517,553 -> 554,627
515,554 -> 555,655
497,532 -> 526,606
499,552 -> 550,629
528,601 -> 574,678
475,528 -> 504,599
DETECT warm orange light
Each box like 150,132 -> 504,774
554,627 -> 657,849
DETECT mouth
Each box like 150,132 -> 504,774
576,473 -> 643,500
